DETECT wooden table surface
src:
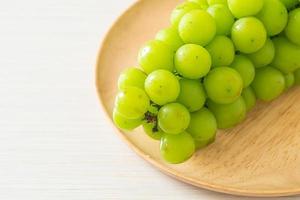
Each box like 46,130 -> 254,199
0,0 -> 297,199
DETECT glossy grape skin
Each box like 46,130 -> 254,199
115,87 -> 150,119
285,8 -> 300,46
230,55 -> 255,88
175,44 -> 212,79
171,2 -> 201,27
284,73 -> 295,89
247,38 -> 275,68
158,103 -> 190,134
204,67 -> 243,104
155,27 -> 184,51
207,0 -> 227,5
143,122 -> 164,140
118,68 -> 147,91
177,79 -> 206,112
241,87 -> 257,112
279,0 -> 299,9
145,70 -> 180,105
251,66 -> 285,101
295,69 -> 300,85
207,97 -> 247,129
228,0 -> 264,18
138,40 -> 174,74
271,37 -> 300,73
179,10 -> 216,46
113,109 -> 142,130
160,132 -> 195,164
188,0 -> 209,9
207,4 -> 235,35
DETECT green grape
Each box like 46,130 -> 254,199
228,0 -> 264,18
206,36 -> 235,67
271,37 -> 300,73
118,68 -> 147,91
207,4 -> 235,35
285,8 -> 300,46
284,72 -> 295,89
155,27 -> 184,51
231,17 -> 267,53
171,2 -> 202,27
295,68 -> 300,85
194,137 -> 216,149
230,55 -> 255,88
158,103 -> 190,134
143,122 -> 164,140
144,70 -> 180,105
179,10 -> 216,46
187,108 -> 217,149
247,38 -> 275,68
138,40 -> 174,74
207,0 -> 227,5
207,97 -> 247,129
251,66 -> 285,101
113,109 -> 142,130
204,67 -> 243,104
177,79 -> 206,112
175,44 -> 212,79
241,87 -> 257,112
256,0 -> 288,36
160,132 -> 195,164
279,0 -> 298,9
115,87 -> 150,119
188,0 -> 209,9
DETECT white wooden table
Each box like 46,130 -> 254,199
0,0 -> 296,199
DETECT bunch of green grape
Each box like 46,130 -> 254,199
113,0 -> 300,164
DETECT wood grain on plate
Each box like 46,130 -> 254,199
96,0 -> 300,197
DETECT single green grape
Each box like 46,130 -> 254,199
155,27 -> 184,51
206,36 -> 235,68
207,97 -> 247,129
295,69 -> 300,85
204,67 -> 243,104
228,0 -> 264,18
207,0 -> 227,5
118,68 -> 147,91
271,36 -> 300,73
284,72 -> 295,89
251,66 -> 285,101
285,8 -> 300,46
178,10 -> 216,46
138,40 -> 174,74
188,0 -> 209,9
175,44 -> 212,79
279,0 -> 298,9
160,132 -> 195,164
231,17 -> 267,53
241,87 -> 257,112
171,2 -> 202,27
177,79 -> 206,112
158,103 -> 190,134
143,122 -> 164,140
144,70 -> 180,105
113,109 -> 142,130
230,55 -> 255,88
207,4 -> 235,35
247,38 -> 275,68
115,87 -> 150,119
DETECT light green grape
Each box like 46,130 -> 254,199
279,0 -> 299,9
115,87 -> 150,119
187,108 -> 217,149
284,72 -> 295,89
256,0 -> 288,36
188,0 -> 209,9
155,27 -> 184,51
160,132 -> 195,164
118,68 -> 147,91
207,97 -> 247,129
228,0 -> 264,18
171,2 -> 202,27
145,70 -> 180,105
230,55 -> 255,88
295,69 -> 300,85
179,10 -> 216,46
251,66 -> 285,101
247,38 -> 275,68
241,87 -> 257,112
143,122 -> 164,140
175,44 -> 212,79
271,36 -> 300,73
138,40 -> 174,74
207,4 -> 235,35
113,109 -> 142,130
158,103 -> 190,134
231,17 -> 267,53
204,67 -> 243,104
206,36 -> 235,67
177,79 -> 206,112
285,8 -> 300,46
207,0 -> 227,5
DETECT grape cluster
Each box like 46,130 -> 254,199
113,0 -> 300,164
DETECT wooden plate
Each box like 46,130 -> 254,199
96,0 -> 300,197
